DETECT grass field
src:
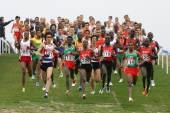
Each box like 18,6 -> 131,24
0,54 -> 170,113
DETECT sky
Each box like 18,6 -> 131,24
0,0 -> 170,50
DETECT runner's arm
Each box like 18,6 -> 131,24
155,41 -> 160,54
11,24 -> 14,33
30,40 -> 37,51
121,53 -> 126,68
136,51 -> 145,66
36,43 -> 44,57
149,47 -> 158,59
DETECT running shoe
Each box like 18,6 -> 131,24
52,82 -> 56,88
82,94 -> 86,99
109,82 -> 113,86
142,88 -> 146,95
42,84 -> 46,91
99,88 -> 104,94
36,82 -> 39,87
151,80 -> 155,86
145,91 -> 148,97
22,88 -> 25,92
129,97 -> 133,102
31,75 -> 35,80
71,79 -> 76,86
78,86 -> 82,90
59,73 -> 63,77
106,87 -> 110,93
119,79 -> 123,82
65,90 -> 70,95
44,93 -> 48,98
114,70 -> 117,75
91,90 -> 95,94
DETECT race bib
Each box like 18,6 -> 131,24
126,59 -> 135,66
65,55 -> 75,61
142,54 -> 150,61
78,47 -> 83,51
103,51 -> 111,57
45,51 -> 53,57
21,50 -> 29,55
81,58 -> 90,64
14,28 -> 19,32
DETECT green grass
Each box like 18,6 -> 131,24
0,54 -> 170,113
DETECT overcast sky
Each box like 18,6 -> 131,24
1,0 -> 170,50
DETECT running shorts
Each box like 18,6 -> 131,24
101,60 -> 114,69
62,60 -> 75,70
140,62 -> 153,70
117,54 -> 124,62
40,62 -> 53,72
122,67 -> 139,76
91,62 -> 100,71
80,64 -> 92,73
32,53 -> 41,61
19,56 -> 32,64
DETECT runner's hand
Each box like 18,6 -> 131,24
44,54 -> 49,57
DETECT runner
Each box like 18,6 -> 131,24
139,38 -> 157,97
79,39 -> 96,99
99,36 -> 117,94
61,36 -> 77,94
11,16 -> 22,48
82,30 -> 91,47
115,32 -> 125,82
69,26 -> 77,41
148,32 -> 159,86
122,41 -> 144,101
90,35 -> 100,94
15,31 -> 36,92
31,29 -> 42,86
36,31 -> 58,98
125,29 -> 140,50
73,32 -> 83,90
57,27 -> 67,77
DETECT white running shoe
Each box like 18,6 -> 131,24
119,79 -> 123,82
129,97 -> 133,102
31,75 -> 35,80
42,85 -> 46,91
44,93 -> 48,98
91,90 -> 95,94
114,70 -> 117,74
71,83 -> 76,86
71,79 -> 76,86
99,88 -> 103,94
106,87 -> 110,93
132,84 -> 134,86
52,82 -> 56,88
36,82 -> 39,87
58,67 -> 59,70
109,82 -> 113,86
59,73 -> 63,77
151,80 -> 155,86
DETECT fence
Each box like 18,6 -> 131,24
158,46 -> 169,74
0,37 -> 10,55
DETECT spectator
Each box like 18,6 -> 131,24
0,16 -> 14,38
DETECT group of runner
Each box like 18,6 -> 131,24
11,14 -> 159,101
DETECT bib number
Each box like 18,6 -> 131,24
103,51 -> 111,57
78,47 -> 83,51
65,55 -> 75,61
21,50 -> 29,55
126,60 -> 135,66
142,55 -> 150,61
81,58 -> 90,64
14,28 -> 19,32
45,52 -> 52,57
